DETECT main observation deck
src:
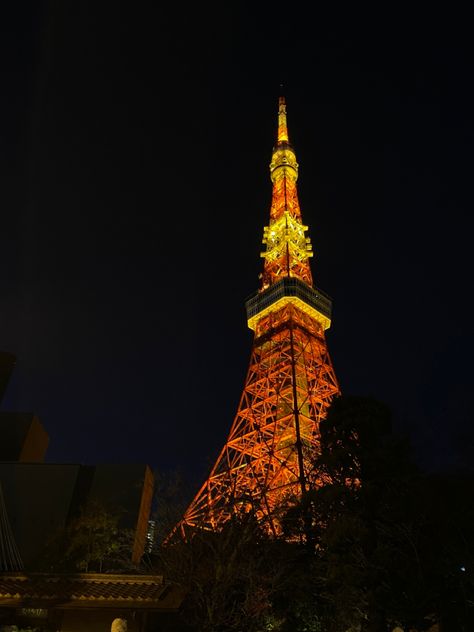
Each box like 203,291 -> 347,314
245,277 -> 332,332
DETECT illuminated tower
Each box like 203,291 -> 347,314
176,97 -> 340,539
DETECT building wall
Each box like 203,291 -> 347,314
132,465 -> 154,563
0,462 -> 81,566
0,462 -> 155,568
0,352 -> 15,405
87,463 -> 155,563
0,412 -> 49,462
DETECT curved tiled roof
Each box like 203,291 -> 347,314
0,573 -> 183,608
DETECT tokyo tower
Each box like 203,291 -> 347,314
176,97 -> 340,539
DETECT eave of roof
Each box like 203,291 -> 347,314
0,573 -> 185,610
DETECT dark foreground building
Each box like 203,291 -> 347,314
0,572 -> 185,631
0,351 -> 187,630
0,351 -> 154,570
0,461 -> 154,568
0,352 -> 15,407
0,352 -> 185,632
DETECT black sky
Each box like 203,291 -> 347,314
1,3 -> 473,490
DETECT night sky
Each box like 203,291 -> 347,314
1,4 -> 473,493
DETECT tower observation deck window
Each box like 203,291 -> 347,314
245,277 -> 332,323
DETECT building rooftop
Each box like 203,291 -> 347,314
0,572 -> 184,610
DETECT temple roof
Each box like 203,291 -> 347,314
0,572 -> 185,610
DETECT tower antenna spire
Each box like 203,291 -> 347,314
277,93 -> 289,143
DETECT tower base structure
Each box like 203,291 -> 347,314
176,302 -> 339,540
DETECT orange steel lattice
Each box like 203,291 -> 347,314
175,97 -> 340,539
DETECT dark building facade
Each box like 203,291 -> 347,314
0,461 -> 154,568
0,352 -> 15,406
0,352 -> 176,630
0,573 -> 185,631
0,351 -> 155,569
0,412 -> 49,463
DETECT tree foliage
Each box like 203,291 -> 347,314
155,512 -> 324,632
64,498 -> 135,572
150,396 -> 474,631
283,395 -> 474,631
36,498 -> 137,573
